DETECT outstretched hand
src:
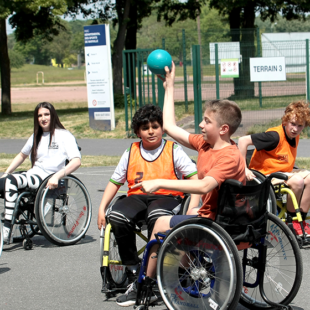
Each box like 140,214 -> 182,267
131,180 -> 160,194
245,168 -> 256,181
157,61 -> 175,90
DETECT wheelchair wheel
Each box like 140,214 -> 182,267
247,170 -> 277,214
240,213 -> 303,309
34,175 -> 92,246
0,220 -> 3,257
157,218 -> 243,310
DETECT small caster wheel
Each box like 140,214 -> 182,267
23,239 -> 33,250
135,305 -> 145,310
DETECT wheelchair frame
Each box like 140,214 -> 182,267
1,173 -> 92,250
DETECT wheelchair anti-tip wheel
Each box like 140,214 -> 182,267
35,175 -> 92,246
157,218 -> 243,310
240,213 -> 303,309
247,170 -> 277,214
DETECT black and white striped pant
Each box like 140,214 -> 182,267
107,194 -> 183,265
0,172 -> 42,225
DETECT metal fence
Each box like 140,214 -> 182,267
123,28 -> 310,137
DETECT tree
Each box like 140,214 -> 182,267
8,50 -> 25,69
209,0 -> 310,99
0,0 -> 67,115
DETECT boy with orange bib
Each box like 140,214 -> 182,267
97,104 -> 199,306
238,100 -> 310,236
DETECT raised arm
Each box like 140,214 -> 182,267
161,62 -> 195,150
1,152 -> 28,178
238,135 -> 256,180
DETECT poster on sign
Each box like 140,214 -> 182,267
84,24 -> 115,130
250,57 -> 286,82
221,59 -> 239,78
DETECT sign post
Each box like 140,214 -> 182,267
84,24 -> 115,130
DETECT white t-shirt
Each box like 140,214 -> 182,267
21,129 -> 81,179
110,139 -> 197,185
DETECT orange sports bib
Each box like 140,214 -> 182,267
127,140 -> 184,197
249,125 -> 299,175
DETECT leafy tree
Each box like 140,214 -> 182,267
8,49 -> 25,69
0,0 -> 67,115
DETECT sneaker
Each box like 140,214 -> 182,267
302,221 -> 310,237
116,281 -> 138,307
116,280 -> 158,307
3,226 -> 13,244
292,220 -> 303,236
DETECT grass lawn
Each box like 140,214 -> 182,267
10,64 -> 85,85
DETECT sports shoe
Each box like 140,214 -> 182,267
116,280 -> 158,307
292,220 -> 303,236
302,221 -> 310,237
3,226 -> 13,244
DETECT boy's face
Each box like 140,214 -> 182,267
284,115 -> 305,139
199,110 -> 222,144
137,121 -> 163,150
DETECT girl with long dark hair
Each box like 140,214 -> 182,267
0,102 -> 81,243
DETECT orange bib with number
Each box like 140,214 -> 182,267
127,140 -> 184,197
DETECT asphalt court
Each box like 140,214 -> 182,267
0,166 -> 309,310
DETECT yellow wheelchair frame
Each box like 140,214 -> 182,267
274,183 -> 310,247
100,223 -> 148,298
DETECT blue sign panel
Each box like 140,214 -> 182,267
84,25 -> 106,47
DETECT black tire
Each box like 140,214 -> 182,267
34,175 -> 92,246
23,238 -> 33,250
247,169 -> 277,214
239,213 -> 303,309
157,218 -> 243,310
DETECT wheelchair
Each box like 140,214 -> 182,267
101,173 -> 303,310
0,220 -> 3,257
0,172 -> 92,250
246,149 -> 310,248
100,194 -> 191,299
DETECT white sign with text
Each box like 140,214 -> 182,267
250,57 -> 286,82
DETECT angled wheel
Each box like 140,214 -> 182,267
101,195 -> 128,290
247,170 -> 277,214
0,220 -> 3,257
35,175 -> 92,246
157,218 -> 243,310
240,213 -> 303,309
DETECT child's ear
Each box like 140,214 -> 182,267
219,124 -> 230,135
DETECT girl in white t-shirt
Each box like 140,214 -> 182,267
0,102 -> 81,243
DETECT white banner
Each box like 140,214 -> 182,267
84,24 -> 115,130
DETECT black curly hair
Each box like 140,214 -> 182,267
131,104 -> 163,136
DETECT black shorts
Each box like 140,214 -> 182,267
170,215 -> 198,228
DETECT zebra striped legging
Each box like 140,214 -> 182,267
0,172 -> 42,225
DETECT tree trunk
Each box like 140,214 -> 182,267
0,18 -> 11,115
239,3 -> 256,98
125,8 -> 138,97
112,0 -> 131,95
229,8 -> 242,98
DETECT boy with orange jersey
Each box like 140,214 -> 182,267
97,104 -> 199,306
238,100 -> 310,236
132,62 -> 246,280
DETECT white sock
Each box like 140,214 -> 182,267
127,264 -> 139,274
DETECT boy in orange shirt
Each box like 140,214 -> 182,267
238,101 -> 310,236
132,62 -> 246,280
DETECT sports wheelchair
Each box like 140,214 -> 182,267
246,149 -> 310,248
0,172 -> 92,250
100,194 -> 191,299
100,174 -> 302,309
